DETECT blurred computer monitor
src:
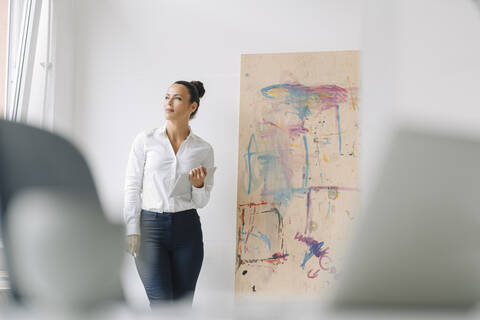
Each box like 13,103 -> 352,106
334,126 -> 480,307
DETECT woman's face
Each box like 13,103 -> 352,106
164,84 -> 197,122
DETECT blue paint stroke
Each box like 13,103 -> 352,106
301,241 -> 325,269
257,151 -> 293,206
302,135 -> 309,188
295,105 -> 311,121
260,83 -> 348,109
300,250 -> 314,269
295,232 -> 328,270
336,104 -> 342,154
246,134 -> 258,194
270,188 -> 293,206
257,153 -> 275,180
240,231 -> 271,250
313,141 -> 324,182
325,200 -> 331,219
261,84 -> 315,105
258,232 -> 271,250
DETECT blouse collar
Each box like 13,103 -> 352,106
159,123 -> 193,141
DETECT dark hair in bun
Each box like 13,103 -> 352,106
174,80 -> 205,119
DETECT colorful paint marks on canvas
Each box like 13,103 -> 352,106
235,51 -> 360,299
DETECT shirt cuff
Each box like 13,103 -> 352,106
192,184 -> 205,192
126,222 -> 140,236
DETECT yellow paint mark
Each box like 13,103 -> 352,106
268,87 -> 288,98
346,75 -> 358,111
318,131 -> 345,137
323,153 -> 329,163
318,93 -> 332,98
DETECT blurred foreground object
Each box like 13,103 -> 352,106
6,188 -> 124,311
0,119 -> 124,310
334,127 -> 480,308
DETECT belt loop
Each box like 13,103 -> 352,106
155,212 -> 158,218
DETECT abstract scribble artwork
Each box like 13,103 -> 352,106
235,51 -> 360,298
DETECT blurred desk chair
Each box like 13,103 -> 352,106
7,188 -> 124,312
0,119 -> 124,310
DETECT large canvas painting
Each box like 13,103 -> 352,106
235,51 -> 360,299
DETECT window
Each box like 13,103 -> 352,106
6,0 -> 53,129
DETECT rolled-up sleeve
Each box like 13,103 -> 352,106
192,146 -> 215,208
123,132 -> 146,235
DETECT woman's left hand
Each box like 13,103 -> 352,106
189,165 -> 207,188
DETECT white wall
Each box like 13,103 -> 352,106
361,0 -> 480,202
50,0 -> 76,140
69,0 -> 363,308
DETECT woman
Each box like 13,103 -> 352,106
123,80 -> 214,305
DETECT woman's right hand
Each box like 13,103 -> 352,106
127,234 -> 140,257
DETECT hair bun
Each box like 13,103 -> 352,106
190,81 -> 205,99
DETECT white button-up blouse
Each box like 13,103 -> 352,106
123,124 -> 214,235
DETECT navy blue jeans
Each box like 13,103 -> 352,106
135,209 -> 204,304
